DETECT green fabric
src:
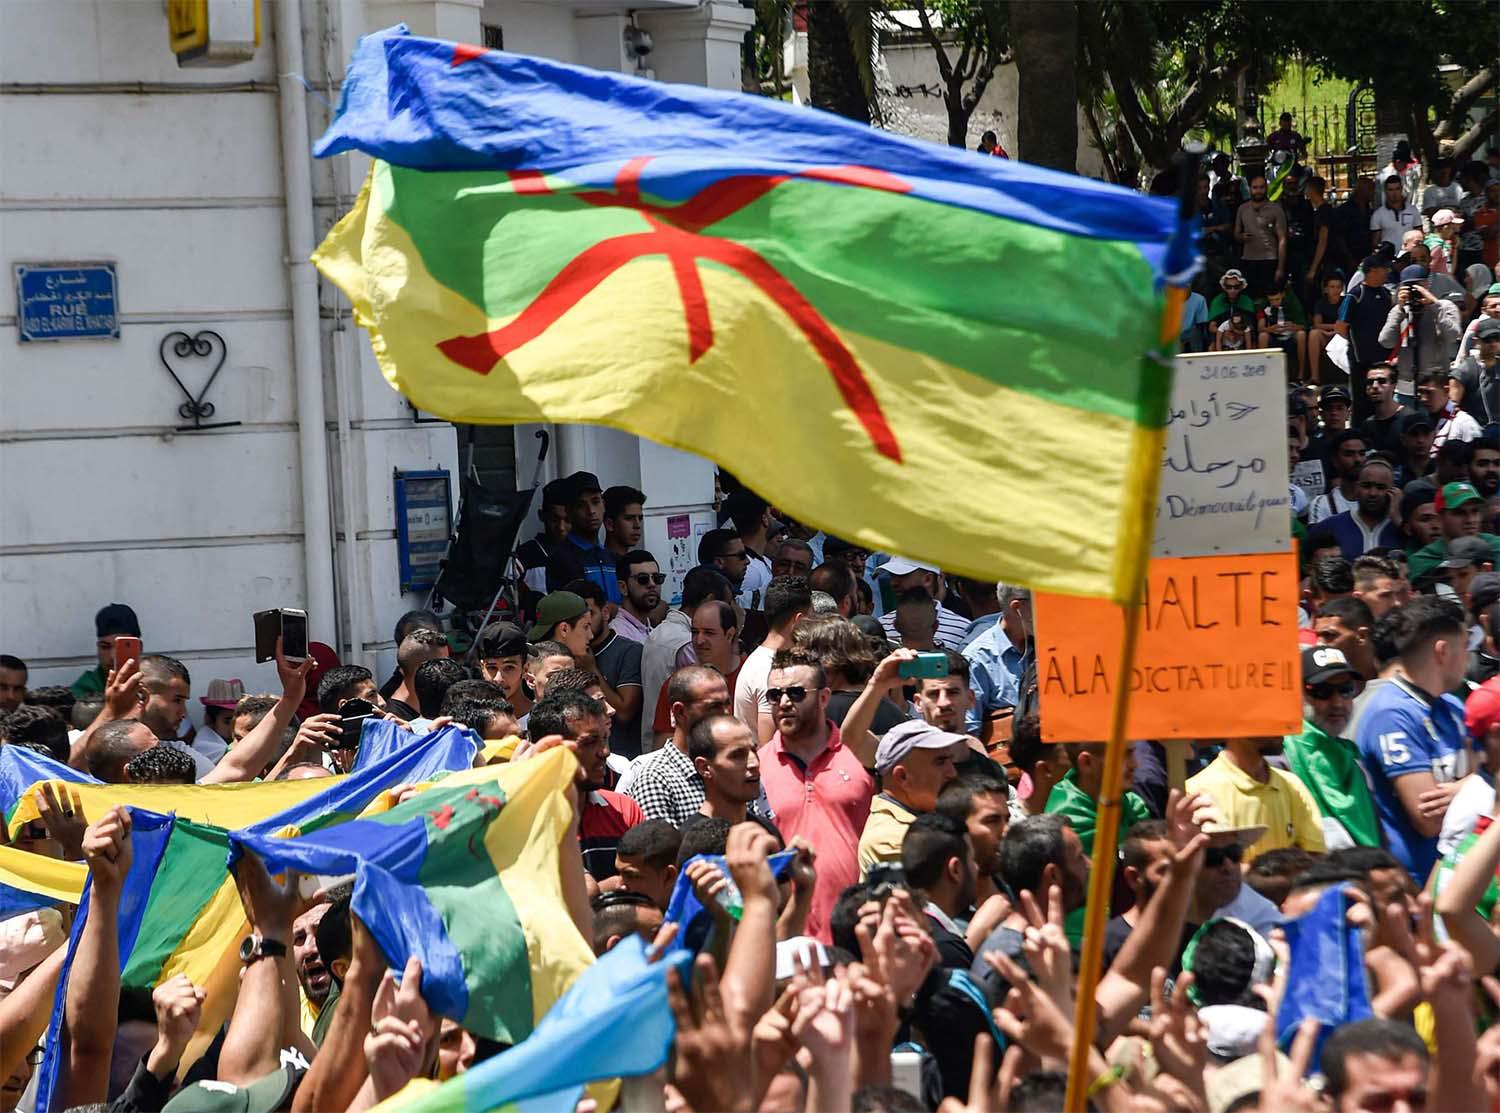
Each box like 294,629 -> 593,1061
381,165 -> 1166,424
69,666 -> 104,699
1408,533 -> 1500,582
119,818 -> 232,987
311,980 -> 341,1047
1043,769 -> 1153,858
1208,292 -> 1255,320
1282,719 -> 1382,848
1433,828 -> 1500,927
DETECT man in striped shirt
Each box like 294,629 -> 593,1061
876,558 -> 970,651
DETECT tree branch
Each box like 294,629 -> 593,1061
1435,66 -> 1496,141
1450,107 -> 1500,160
911,0 -> 954,84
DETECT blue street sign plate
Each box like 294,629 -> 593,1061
15,263 -> 120,342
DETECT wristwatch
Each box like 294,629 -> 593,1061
239,935 -> 288,965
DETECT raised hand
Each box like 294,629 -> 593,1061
147,974 -> 205,1078
233,849 -> 300,936
81,806 -> 133,896
102,657 -> 142,719
1147,969 -> 1208,1107
666,955 -> 754,1113
985,948 -> 1075,1067
1015,887 -> 1072,1015
35,783 -> 87,859
725,822 -> 781,907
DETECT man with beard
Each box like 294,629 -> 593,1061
1188,735 -> 1327,862
612,550 -> 663,643
1324,460 -> 1403,559
293,902 -> 334,1038
937,775 -> 1010,907
1284,645 -> 1382,851
1409,480 -> 1500,582
1352,555 -> 1409,619
1313,596 -> 1380,681
1471,438 -> 1500,499
1310,430 -> 1369,523
1234,173 -> 1288,297
689,714 -> 761,823
900,812 -> 979,968
1360,365 -> 1409,454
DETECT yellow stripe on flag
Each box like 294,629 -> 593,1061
0,844 -> 86,904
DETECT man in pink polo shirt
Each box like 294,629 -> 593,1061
757,651 -> 874,942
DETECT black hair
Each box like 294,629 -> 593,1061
439,686 -> 515,736
615,549 -> 658,581
526,639 -> 572,663
808,561 -> 856,606
998,814 -> 1069,898
1310,555 -> 1354,596
1010,1071 -> 1069,1113
1370,605 -> 1413,667
1007,714 -> 1053,774
591,891 -> 657,954
676,815 -> 732,865
1475,437 -> 1500,457
317,665 -> 374,714
397,628 -> 449,677
0,654 -> 27,676
1329,428 -> 1369,454
850,1085 -> 926,1113
414,657 -> 468,719
1286,863 -> 1367,898
125,743 -> 197,785
1190,920 -> 1259,1007
1121,818 -> 1171,873
665,664 -> 726,709
22,685 -> 73,716
899,811 -> 969,891
1,705 -> 69,762
88,718 -> 149,780
527,689 -> 605,742
1395,595 -> 1466,660
687,712 -> 745,764
936,774 -> 1010,823
1351,554 -> 1401,587
894,587 -> 936,608
1321,1018 -> 1429,1099
765,575 -> 814,629
603,485 -> 646,519
1437,439 -> 1474,468
1303,528 -> 1340,557
681,566 -> 734,610
724,489 -> 769,534
540,666 -> 599,698
1248,847 -> 1319,882
1318,595 -> 1374,631
393,609 -> 441,644
691,599 -> 737,635
316,892 -> 354,981
139,653 -> 190,690
562,578 -> 607,608
768,649 -> 827,689
697,528 -> 740,565
1418,368 -> 1452,389
830,882 -> 876,957
1327,846 -> 1404,876
615,819 -> 683,870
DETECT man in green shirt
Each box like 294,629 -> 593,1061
1044,742 -> 1154,858
70,603 -> 141,698
1407,482 -> 1500,583
1283,645 -> 1382,849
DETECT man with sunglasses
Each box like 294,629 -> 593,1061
1284,646 -> 1382,852
1187,733 -> 1327,864
611,550 -> 662,644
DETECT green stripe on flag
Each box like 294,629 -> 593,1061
120,818 -> 230,986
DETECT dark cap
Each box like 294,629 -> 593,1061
527,591 -> 588,641
1400,264 -> 1430,284
95,603 -> 141,639
1287,391 -> 1308,418
562,471 -> 602,502
1319,385 -> 1352,405
1470,571 -> 1500,613
1362,254 -> 1390,273
1477,318 -> 1500,341
1400,482 -> 1437,522
1302,645 -> 1359,686
1440,535 -> 1494,569
162,1065 -> 303,1113
475,620 -> 527,660
1398,410 -> 1436,436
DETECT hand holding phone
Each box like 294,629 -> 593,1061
897,652 -> 950,680
112,636 -> 143,673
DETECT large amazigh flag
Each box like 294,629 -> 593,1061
231,747 -> 593,1044
313,27 -> 1194,601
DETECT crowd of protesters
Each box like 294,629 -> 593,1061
4,135 -> 1500,1113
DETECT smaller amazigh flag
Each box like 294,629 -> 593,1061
231,746 -> 593,1043
312,26 -> 1195,602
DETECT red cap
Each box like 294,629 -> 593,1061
1466,679 -> 1500,738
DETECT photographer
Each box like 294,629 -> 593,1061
1379,264 -> 1462,394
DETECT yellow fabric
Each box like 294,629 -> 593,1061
1186,754 -> 1327,862
6,776 -> 341,838
316,166 -> 1152,602
480,735 -> 522,764
479,747 -> 596,1026
0,844 -> 86,904
858,795 -> 915,879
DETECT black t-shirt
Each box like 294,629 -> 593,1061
1103,913 -> 1135,970
1312,203 -> 1347,275
926,912 -> 975,971
1359,404 -> 1409,454
826,689 -> 908,735
1344,284 -> 1394,365
1284,197 -> 1315,258
1313,298 -> 1343,325
384,697 -> 419,722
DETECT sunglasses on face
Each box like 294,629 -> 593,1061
630,573 -> 667,586
766,686 -> 810,704
1205,844 -> 1244,868
1307,681 -> 1360,699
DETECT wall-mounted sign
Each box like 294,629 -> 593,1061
15,264 -> 119,342
394,470 -> 453,594
167,0 -> 260,66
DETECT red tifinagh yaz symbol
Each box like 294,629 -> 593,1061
434,155 -> 906,462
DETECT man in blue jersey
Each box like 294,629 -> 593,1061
1355,596 -> 1477,883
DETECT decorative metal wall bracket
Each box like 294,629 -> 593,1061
159,330 -> 240,431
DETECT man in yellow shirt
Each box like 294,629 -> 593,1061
1187,737 -> 1327,861
858,720 -> 966,877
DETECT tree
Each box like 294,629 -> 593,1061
905,0 -> 1012,148
806,1 -> 878,123
1274,0 -> 1498,163
1009,0 -> 1076,170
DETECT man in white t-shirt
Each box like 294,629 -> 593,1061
734,575 -> 812,742
1371,177 -> 1422,248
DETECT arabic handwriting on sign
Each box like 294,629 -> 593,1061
1162,433 -> 1267,490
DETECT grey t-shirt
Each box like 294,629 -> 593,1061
595,632 -> 644,758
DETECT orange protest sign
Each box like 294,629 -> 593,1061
1034,550 -> 1302,741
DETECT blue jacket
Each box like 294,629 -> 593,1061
1322,509 -> 1401,560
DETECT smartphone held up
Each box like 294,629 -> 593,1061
253,608 -> 308,664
